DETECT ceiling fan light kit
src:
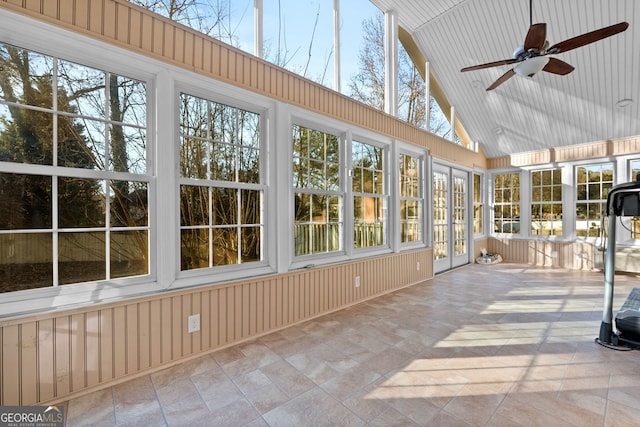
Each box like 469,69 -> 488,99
514,55 -> 549,77
460,0 -> 629,91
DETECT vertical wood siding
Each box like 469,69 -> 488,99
0,249 -> 433,405
487,238 -> 597,270
488,136 -> 640,169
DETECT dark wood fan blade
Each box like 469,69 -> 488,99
548,22 -> 629,54
524,23 -> 547,51
461,58 -> 518,72
542,57 -> 574,75
487,69 -> 516,91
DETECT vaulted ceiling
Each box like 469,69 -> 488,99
370,0 -> 639,159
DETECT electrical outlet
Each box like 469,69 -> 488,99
188,314 -> 200,333
416,261 -> 420,271
551,251 -> 558,259
355,276 -> 361,288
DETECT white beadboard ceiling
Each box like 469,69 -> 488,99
370,0 -> 639,159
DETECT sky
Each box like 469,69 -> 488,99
224,0 -> 382,92
214,0 -> 451,135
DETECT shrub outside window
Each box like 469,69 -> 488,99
0,43 -> 149,293
292,124 -> 343,256
179,94 -> 263,270
531,169 -> 563,236
399,153 -> 422,243
576,164 -> 613,238
352,140 -> 386,249
493,173 -> 520,234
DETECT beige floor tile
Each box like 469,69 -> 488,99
201,398 -> 261,426
342,378 -> 393,422
607,373 -> 640,411
62,264 -> 640,426
285,352 -> 341,384
495,395 -> 574,427
429,410 -> 475,427
260,359 -> 316,398
161,394 -> 210,426
153,377 -> 200,408
442,390 -> 506,426
320,363 -> 382,402
66,388 -> 115,427
369,407 -> 420,426
113,376 -> 165,426
262,387 -> 365,426
191,368 -> 244,412
605,400 -> 640,427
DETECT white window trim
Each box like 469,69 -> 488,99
572,162 -> 614,243
287,114 -> 348,269
171,85 -> 274,286
529,168 -> 564,240
0,10 -> 163,316
396,143 -> 429,251
349,133 -> 392,255
490,169 -> 523,238
472,168 -> 487,238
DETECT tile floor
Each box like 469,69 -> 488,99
63,263 -> 640,426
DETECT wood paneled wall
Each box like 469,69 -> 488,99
487,238 -> 597,270
488,136 -> 640,169
0,0 -> 485,170
1,249 -> 433,405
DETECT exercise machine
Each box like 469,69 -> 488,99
596,177 -> 640,350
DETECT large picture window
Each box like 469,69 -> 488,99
0,43 -> 149,293
531,169 -> 563,236
179,94 -> 263,270
352,140 -> 386,249
292,124 -> 343,256
576,163 -> 613,238
493,173 -> 520,234
399,153 -> 422,243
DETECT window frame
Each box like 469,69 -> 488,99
574,162 -> 614,240
492,171 -> 522,236
473,171 -> 485,236
290,118 -> 346,262
0,19 -> 162,315
350,136 -> 390,252
176,92 -> 268,276
530,168 -> 563,237
397,146 -> 427,249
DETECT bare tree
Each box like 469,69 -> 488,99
348,14 -> 450,137
129,0 -> 240,45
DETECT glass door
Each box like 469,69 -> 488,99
433,164 -> 470,273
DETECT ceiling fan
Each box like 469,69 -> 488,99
460,0 -> 629,91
